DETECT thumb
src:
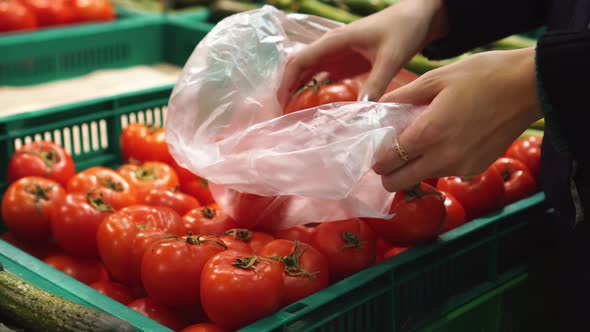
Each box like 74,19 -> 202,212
379,72 -> 444,105
358,48 -> 403,102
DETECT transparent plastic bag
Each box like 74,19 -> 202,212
166,5 -> 424,230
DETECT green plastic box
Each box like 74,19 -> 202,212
0,83 -> 554,331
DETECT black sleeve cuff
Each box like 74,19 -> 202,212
423,0 -> 548,60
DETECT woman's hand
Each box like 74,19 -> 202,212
278,0 -> 448,104
374,48 -> 543,192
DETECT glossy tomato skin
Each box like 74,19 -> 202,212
0,232 -> 63,260
50,192 -> 114,257
142,188 -> 200,216
224,190 -> 289,230
183,206 -> 238,236
7,141 -> 75,187
273,225 -> 314,244
0,1 -> 37,33
491,157 -> 537,205
128,298 -> 191,331
141,235 -> 226,306
181,178 -> 215,206
284,80 -> 357,114
200,250 -> 285,331
505,136 -> 542,179
44,254 -> 109,285
120,123 -> 171,164
309,219 -> 376,283
170,158 -> 200,184
2,177 -> 66,241
383,247 -> 408,260
259,239 -> 330,306
67,166 -> 138,210
438,191 -> 467,234
19,0 -> 75,26
364,183 -> 446,246
72,0 -> 114,23
181,323 -> 227,332
219,229 -> 274,254
437,167 -> 505,221
90,280 -> 135,305
97,205 -> 186,285
118,162 -> 179,198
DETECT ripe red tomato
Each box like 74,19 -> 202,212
181,323 -> 227,332
170,158 -> 200,184
224,190 -> 289,230
71,0 -> 114,23
183,206 -> 238,236
383,246 -> 408,260
200,250 -> 285,331
142,188 -> 201,216
273,225 -> 314,244
0,232 -> 63,260
6,141 -> 75,187
219,229 -> 274,254
118,162 -> 179,198
181,178 -> 215,206
437,167 -> 505,221
128,298 -> 191,331
438,191 -> 467,234
309,219 -> 376,283
0,0 -> 37,33
90,280 -> 135,305
505,136 -> 541,179
259,239 -> 330,306
44,254 -> 109,285
67,166 -> 138,210
491,157 -> 537,205
120,123 -> 172,164
97,205 -> 186,285
19,0 -> 75,27
50,191 -> 114,257
364,182 -> 446,246
375,238 -> 393,263
284,79 -> 357,114
2,177 -> 66,241
141,234 -> 226,307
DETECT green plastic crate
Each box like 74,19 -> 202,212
0,84 -> 554,331
0,11 -> 211,87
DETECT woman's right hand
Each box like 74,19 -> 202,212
278,0 -> 449,104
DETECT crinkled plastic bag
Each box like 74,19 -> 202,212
166,5 -> 424,230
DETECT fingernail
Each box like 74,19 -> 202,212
358,93 -> 374,102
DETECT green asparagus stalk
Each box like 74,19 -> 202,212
209,0 -> 260,21
486,35 -> 536,51
405,53 -> 470,74
297,0 -> 361,23
342,0 -> 387,16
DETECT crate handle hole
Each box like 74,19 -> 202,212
283,302 -> 308,314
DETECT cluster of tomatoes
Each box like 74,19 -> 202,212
0,0 -> 115,34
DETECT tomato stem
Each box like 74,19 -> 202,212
501,164 -> 511,182
274,241 -> 318,279
146,124 -> 161,133
341,231 -> 364,250
25,145 -> 60,174
404,183 -> 442,202
185,232 -> 228,250
87,191 -> 114,212
224,228 -> 253,242
134,165 -> 159,181
198,178 -> 209,189
232,255 -> 273,271
24,182 -> 53,213
201,207 -> 216,219
98,176 -> 124,192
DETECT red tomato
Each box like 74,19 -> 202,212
44,254 -> 109,285
224,190 -> 289,230
90,280 -> 135,305
376,238 -> 393,257
19,0 -> 75,26
120,123 -> 172,164
491,157 -> 537,205
284,79 -> 357,114
437,167 -> 505,221
128,230 -> 169,287
0,232 -> 63,260
2,177 -> 66,241
128,298 -> 191,331
50,191 -> 114,257
273,225 -> 314,244
219,229 -> 274,254
183,206 -> 238,236
142,188 -> 201,216
181,178 -> 215,206
142,234 -> 226,306
0,0 -> 37,33
71,0 -> 114,23
170,158 -> 200,185
67,166 -> 138,210
118,162 -> 179,198
259,239 -> 330,306
364,182 -> 446,246
505,136 -> 542,179
438,191 -> 467,234
6,141 -> 75,187
200,250 -> 285,330
383,246 -> 408,260
181,323 -> 227,332
97,205 -> 186,285
309,219 -> 376,282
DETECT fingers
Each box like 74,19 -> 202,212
379,70 -> 444,105
358,47 -> 402,101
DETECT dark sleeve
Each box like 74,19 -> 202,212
536,30 -> 590,163
423,0 -> 548,60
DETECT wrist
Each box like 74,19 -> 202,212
513,47 -> 543,123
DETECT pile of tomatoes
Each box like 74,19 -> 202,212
0,68 -> 542,331
0,0 -> 115,34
